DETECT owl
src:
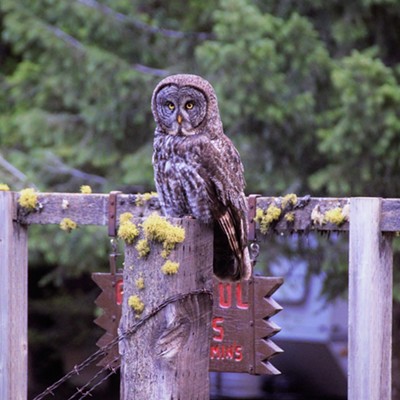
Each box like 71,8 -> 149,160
151,74 -> 251,281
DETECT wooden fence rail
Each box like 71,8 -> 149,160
0,191 -> 399,399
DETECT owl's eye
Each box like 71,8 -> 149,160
185,101 -> 194,110
166,101 -> 175,111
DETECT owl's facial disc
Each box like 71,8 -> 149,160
156,85 -> 207,136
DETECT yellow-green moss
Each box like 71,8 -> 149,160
59,218 -> 78,232
284,212 -> 295,223
18,188 -> 38,210
282,193 -> 298,209
118,212 -> 139,244
311,204 -> 349,226
160,249 -> 169,259
135,276 -> 145,290
135,239 -> 150,258
161,260 -> 180,275
119,212 -> 134,224
80,185 -> 92,194
324,207 -> 347,226
0,184 -> 10,191
142,213 -> 185,257
254,205 -> 282,234
118,222 -> 139,244
128,295 -> 144,315
135,192 -> 158,206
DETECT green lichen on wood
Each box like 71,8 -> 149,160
254,205 -> 282,234
59,217 -> 78,232
135,275 -> 145,290
161,260 -> 180,275
135,239 -> 150,258
118,212 -> 139,244
18,188 -> 38,210
134,192 -> 158,206
120,212 -> 133,224
311,204 -> 349,226
128,295 -> 144,315
80,185 -> 92,194
141,212 -> 185,258
281,193 -> 298,209
324,206 -> 349,226
284,212 -> 295,223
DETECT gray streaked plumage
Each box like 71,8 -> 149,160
151,74 -> 251,281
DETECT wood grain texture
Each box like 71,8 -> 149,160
119,218 -> 213,400
0,192 -> 28,400
15,192 -> 400,232
349,198 -> 393,400
16,192 -> 161,226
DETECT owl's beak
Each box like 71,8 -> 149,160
177,114 -> 183,124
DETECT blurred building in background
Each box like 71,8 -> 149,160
211,263 -> 348,400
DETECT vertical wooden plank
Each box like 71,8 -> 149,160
349,197 -> 392,400
0,192 -> 28,400
119,217 -> 213,400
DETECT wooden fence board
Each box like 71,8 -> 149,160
349,198 -> 393,400
0,192 -> 28,400
119,218 -> 213,400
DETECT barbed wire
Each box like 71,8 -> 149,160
33,288 -> 212,400
68,357 -> 120,400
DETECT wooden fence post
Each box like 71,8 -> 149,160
119,217 -> 213,400
349,197 -> 393,400
0,192 -> 28,400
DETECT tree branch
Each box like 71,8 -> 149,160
45,24 -> 85,52
76,0 -> 213,40
43,152 -> 108,186
43,21 -> 169,76
0,153 -> 31,184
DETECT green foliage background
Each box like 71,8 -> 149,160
2,0 -> 400,396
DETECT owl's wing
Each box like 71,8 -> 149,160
199,136 -> 251,281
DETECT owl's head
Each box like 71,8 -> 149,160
151,74 -> 223,137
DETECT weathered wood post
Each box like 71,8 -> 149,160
349,198 -> 393,400
119,217 -> 213,400
0,191 -> 28,400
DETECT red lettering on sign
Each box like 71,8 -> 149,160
224,345 -> 235,360
210,343 -> 243,362
236,283 -> 249,310
235,345 -> 243,362
210,345 -> 221,359
218,282 -> 248,309
219,283 -> 232,308
212,317 -> 224,342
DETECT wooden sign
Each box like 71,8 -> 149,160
92,272 -> 123,369
210,277 -> 283,375
92,274 -> 283,375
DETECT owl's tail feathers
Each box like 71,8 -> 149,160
213,213 -> 252,282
